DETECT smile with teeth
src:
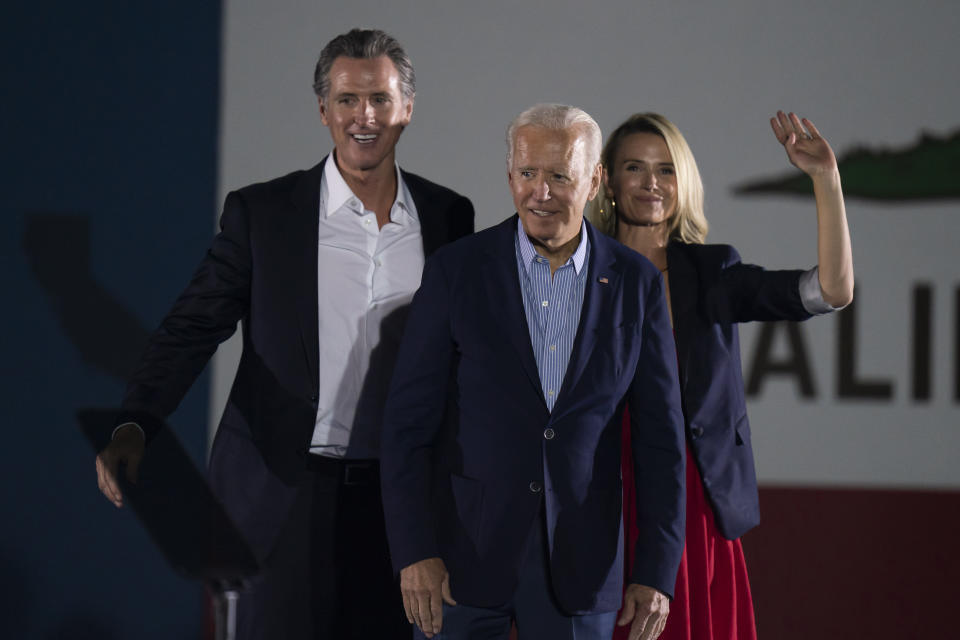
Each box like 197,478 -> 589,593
530,209 -> 556,217
351,133 -> 378,144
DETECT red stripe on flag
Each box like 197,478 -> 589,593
744,487 -> 960,639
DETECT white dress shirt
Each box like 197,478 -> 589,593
310,155 -> 424,459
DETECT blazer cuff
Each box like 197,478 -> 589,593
799,266 -> 847,315
112,422 -> 145,440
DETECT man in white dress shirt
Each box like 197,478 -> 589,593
95,28 -> 474,639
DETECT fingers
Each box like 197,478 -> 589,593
416,589 -> 435,638
629,610 -> 650,640
400,559 -> 448,638
644,612 -> 668,640
770,116 -> 787,144
410,585 -> 443,637
428,584 -> 444,635
776,110 -> 795,139
617,592 -> 636,627
788,111 -> 810,139
803,117 -> 823,140
401,589 -> 415,625
95,452 -> 123,507
441,574 -> 458,606
656,613 -> 668,638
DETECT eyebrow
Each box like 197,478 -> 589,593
621,158 -> 674,166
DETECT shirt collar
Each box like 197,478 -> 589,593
516,218 -> 589,276
321,152 -> 416,224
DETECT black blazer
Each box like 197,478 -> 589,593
668,240 -> 812,540
381,218 -> 686,614
121,157 -> 474,559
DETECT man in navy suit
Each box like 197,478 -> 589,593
95,29 -> 474,639
380,104 -> 685,640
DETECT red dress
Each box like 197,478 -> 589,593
616,410 -> 757,640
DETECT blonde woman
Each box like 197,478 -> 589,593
591,111 -> 852,640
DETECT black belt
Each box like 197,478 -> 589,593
306,455 -> 380,487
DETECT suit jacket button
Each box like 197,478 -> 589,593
529,481 -> 542,493
310,394 -> 318,403
691,426 -> 704,439
543,428 -> 555,440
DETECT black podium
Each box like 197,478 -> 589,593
79,409 -> 260,640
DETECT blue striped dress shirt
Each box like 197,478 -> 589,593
515,221 -> 589,412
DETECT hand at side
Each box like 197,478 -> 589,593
95,424 -> 144,507
399,557 -> 457,638
618,583 -> 670,640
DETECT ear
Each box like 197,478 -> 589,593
318,96 -> 329,126
400,95 -> 414,127
587,163 -> 602,201
602,165 -> 611,192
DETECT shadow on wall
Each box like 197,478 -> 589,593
23,213 -> 150,381
0,548 -> 122,639
0,549 -> 32,638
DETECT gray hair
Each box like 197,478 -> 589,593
312,28 -> 415,100
506,103 -> 602,174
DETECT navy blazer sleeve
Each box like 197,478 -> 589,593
379,251 -> 455,571
702,245 -> 812,324
627,274 -> 687,594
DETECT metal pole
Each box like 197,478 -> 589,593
213,587 -> 240,640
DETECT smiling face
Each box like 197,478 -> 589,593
604,132 -> 678,228
508,125 -> 601,257
319,55 -> 413,176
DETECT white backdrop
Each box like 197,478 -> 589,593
212,0 -> 960,488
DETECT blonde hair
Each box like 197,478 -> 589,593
588,112 -> 708,244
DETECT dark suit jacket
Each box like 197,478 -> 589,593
120,156 -> 474,560
380,217 -> 686,615
668,240 -> 812,540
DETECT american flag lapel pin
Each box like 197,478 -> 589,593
598,276 -> 609,284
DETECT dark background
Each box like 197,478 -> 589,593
2,2 -> 221,637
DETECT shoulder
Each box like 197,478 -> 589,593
587,223 -> 661,281
228,162 -> 323,207
672,240 -> 742,270
425,217 -> 516,287
433,217 -> 508,263
401,169 -> 472,209
236,163 -> 323,197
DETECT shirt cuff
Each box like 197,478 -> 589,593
799,266 -> 847,315
113,422 -> 145,440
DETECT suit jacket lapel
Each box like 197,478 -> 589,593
667,241 -> 696,386
482,217 -> 545,405
402,169 -> 445,256
290,158 -> 324,394
554,223 -> 621,414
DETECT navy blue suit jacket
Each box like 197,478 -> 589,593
121,157 -> 474,560
381,217 -> 686,614
667,241 -> 812,540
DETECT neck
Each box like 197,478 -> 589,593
616,219 -> 669,270
334,150 -> 399,225
532,230 -> 581,276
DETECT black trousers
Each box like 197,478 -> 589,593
235,457 -> 409,639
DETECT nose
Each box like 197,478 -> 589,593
532,177 -> 550,201
642,170 -> 657,190
355,99 -> 375,124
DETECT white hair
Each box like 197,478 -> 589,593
506,103 -> 602,175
